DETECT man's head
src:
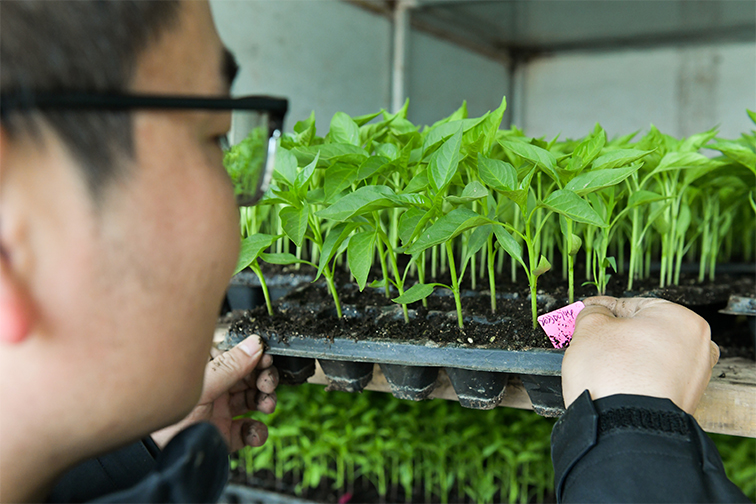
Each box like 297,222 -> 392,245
0,0 -> 240,483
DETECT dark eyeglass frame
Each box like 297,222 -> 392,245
0,92 -> 289,206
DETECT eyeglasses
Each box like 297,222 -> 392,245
0,92 -> 288,206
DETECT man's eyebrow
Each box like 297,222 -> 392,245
222,48 -> 239,90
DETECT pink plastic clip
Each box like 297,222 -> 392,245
537,301 -> 585,349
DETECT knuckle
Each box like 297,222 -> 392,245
212,350 -> 244,376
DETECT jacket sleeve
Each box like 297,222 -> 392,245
551,390 -> 750,503
48,436 -> 160,503
48,423 -> 228,503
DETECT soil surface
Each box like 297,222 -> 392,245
228,264 -> 755,359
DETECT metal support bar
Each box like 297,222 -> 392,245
391,0 -> 416,113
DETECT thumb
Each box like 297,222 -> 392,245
202,335 -> 264,402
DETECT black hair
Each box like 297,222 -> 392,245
0,1 -> 181,198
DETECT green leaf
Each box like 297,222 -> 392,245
328,111 -> 361,146
295,152 -> 320,197
462,225 -> 492,270
492,225 -> 523,265
402,169 -> 429,194
316,222 -> 356,280
533,255 -> 551,278
591,149 -> 651,171
709,141 -> 756,174
324,163 -> 358,202
316,185 -> 397,221
293,111 -> 315,134
446,181 -> 488,204
292,144 -> 369,167
268,186 -> 300,207
273,148 -> 298,186
392,283 -> 440,304
478,154 -> 518,191
235,233 -> 278,274
376,143 -> 399,160
654,151 -> 711,173
604,256 -> 617,273
279,204 -> 309,247
563,163 -> 642,196
293,111 -> 316,146
428,126 -> 463,192
627,190 -> 667,208
405,207 -> 489,255
352,110 -> 383,127
499,139 -> 558,181
422,117 -> 484,155
680,126 -> 718,152
356,156 -> 390,181
568,233 -> 582,256
541,189 -> 606,227
347,230 -> 376,291
259,252 -> 313,267
567,127 -> 606,171
398,207 -> 426,245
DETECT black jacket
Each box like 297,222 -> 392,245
552,390 -> 750,503
49,395 -> 749,503
48,422 -> 228,503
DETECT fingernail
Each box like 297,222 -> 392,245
239,343 -> 255,357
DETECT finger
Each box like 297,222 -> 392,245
228,386 -> 277,417
256,391 -> 277,415
582,296 -> 666,318
574,303 -> 615,327
229,376 -> 252,394
228,388 -> 257,417
226,355 -> 275,395
257,366 -> 279,394
203,335 -> 264,402
709,341 -> 720,369
259,353 -> 274,370
228,419 -> 269,452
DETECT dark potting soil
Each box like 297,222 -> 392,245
229,263 -> 755,359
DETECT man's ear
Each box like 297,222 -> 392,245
0,126 -> 35,344
0,253 -> 34,344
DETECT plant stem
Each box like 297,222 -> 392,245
382,229 -> 410,323
375,227 -> 390,298
250,260 -> 273,316
628,207 -> 640,290
526,223 -> 539,329
445,241 -> 464,329
324,270 -> 343,318
418,250 -> 428,308
431,245 -> 438,279
566,218 -> 575,303
487,236 -> 496,313
511,210 -> 520,282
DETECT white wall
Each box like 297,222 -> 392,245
406,31 -> 510,127
522,42 -> 756,141
210,0 -> 392,132
211,2 -> 754,140
210,0 -> 510,131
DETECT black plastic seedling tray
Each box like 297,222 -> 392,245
222,327 -> 566,413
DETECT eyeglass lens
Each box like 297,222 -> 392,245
223,110 -> 280,206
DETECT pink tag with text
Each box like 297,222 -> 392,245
537,301 -> 585,349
